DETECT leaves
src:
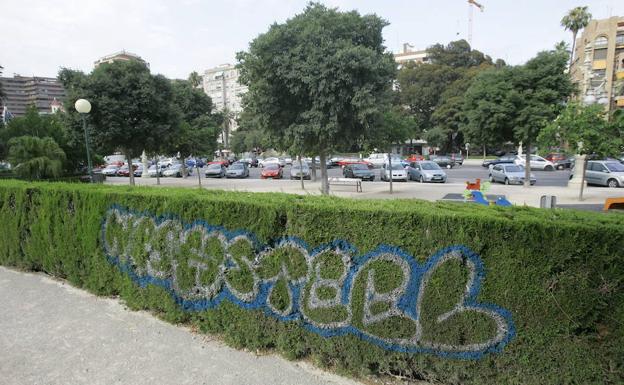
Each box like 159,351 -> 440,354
7,136 -> 65,179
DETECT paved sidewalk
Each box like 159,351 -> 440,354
106,176 -> 620,209
0,267 -> 362,385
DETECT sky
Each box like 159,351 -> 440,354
2,0 -> 624,80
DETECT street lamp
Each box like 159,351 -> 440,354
75,99 -> 93,182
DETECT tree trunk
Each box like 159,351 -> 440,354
579,157 -> 587,201
125,151 -> 135,186
154,157 -> 161,186
181,157 -> 188,178
482,145 -> 486,161
523,141 -> 531,188
311,157 -> 317,181
197,162 -> 202,188
319,151 -> 329,195
299,155 -> 304,190
387,152 -> 393,194
569,31 -> 577,71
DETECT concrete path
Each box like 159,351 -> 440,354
0,267 -> 362,385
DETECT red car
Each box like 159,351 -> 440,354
406,154 -> 425,162
261,163 -> 283,179
116,164 -> 138,177
336,158 -> 373,168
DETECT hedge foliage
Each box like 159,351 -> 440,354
0,180 -> 622,385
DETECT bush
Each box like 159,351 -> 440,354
0,180 -> 622,385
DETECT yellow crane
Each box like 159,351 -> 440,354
467,0 -> 485,46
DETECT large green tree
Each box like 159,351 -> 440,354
59,60 -> 179,185
0,105 -> 84,172
561,6 -> 592,69
7,136 -> 65,180
237,3 -> 396,194
397,40 -> 498,152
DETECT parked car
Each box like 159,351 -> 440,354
186,158 -> 205,168
290,162 -> 311,180
147,164 -> 166,177
365,153 -> 404,168
514,155 -> 555,171
102,165 -> 120,176
450,153 -> 464,165
544,153 -> 573,170
482,154 -> 517,168
205,163 -> 226,178
429,155 -> 455,169
261,163 -> 282,179
489,164 -> 535,185
240,158 -> 259,168
572,160 -> 624,188
380,162 -> 408,182
406,154 -> 425,162
225,162 -> 249,178
284,157 -> 293,165
116,164 -> 138,177
163,164 -> 191,177
337,158 -> 373,168
259,157 -> 281,167
408,161 -> 447,183
327,156 -> 345,168
133,165 -> 143,177
343,163 -> 375,181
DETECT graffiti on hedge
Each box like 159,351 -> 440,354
102,206 -> 515,359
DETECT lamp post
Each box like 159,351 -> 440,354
75,99 -> 93,182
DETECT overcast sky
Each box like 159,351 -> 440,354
2,0 -> 623,79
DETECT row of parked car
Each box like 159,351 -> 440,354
482,153 -> 573,171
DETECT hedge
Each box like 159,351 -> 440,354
0,180 -> 622,385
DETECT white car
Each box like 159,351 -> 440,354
260,157 -> 285,167
366,153 -> 403,168
514,155 -> 555,171
380,163 -> 408,182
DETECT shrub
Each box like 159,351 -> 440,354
0,180 -> 622,385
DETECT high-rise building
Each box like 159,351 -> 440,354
570,16 -> 624,111
0,75 -> 66,117
94,50 -> 149,68
203,64 -> 248,148
394,43 -> 429,69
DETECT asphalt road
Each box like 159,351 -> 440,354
122,163 -> 573,187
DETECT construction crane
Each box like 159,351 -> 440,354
467,0 -> 484,46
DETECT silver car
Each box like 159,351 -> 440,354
163,164 -> 191,177
380,162 -> 408,182
290,162 -> 311,179
205,163 -> 226,178
489,164 -> 535,185
225,162 -> 249,178
408,161 -> 447,183
577,160 -> 624,188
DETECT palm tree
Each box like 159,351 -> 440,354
7,136 -> 66,179
561,6 -> 592,70
188,71 -> 203,88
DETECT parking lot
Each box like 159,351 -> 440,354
113,162 -> 573,187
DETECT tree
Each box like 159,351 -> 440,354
463,67 -> 517,159
539,102 -> 623,198
188,71 -> 203,88
512,49 -> 575,186
59,61 -> 179,185
7,136 -> 65,179
397,40 -> 498,151
0,105 -> 84,172
365,107 -> 414,193
561,6 -> 592,69
237,3 -> 396,194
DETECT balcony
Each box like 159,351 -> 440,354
617,70 -> 624,80
617,97 -> 624,108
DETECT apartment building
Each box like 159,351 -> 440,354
0,75 -> 66,117
570,16 -> 624,111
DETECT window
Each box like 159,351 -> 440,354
594,48 -> 608,60
595,36 -> 608,49
617,33 -> 624,46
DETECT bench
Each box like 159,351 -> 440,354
328,177 -> 362,192
604,197 -> 624,211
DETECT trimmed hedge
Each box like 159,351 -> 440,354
0,180 -> 622,384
